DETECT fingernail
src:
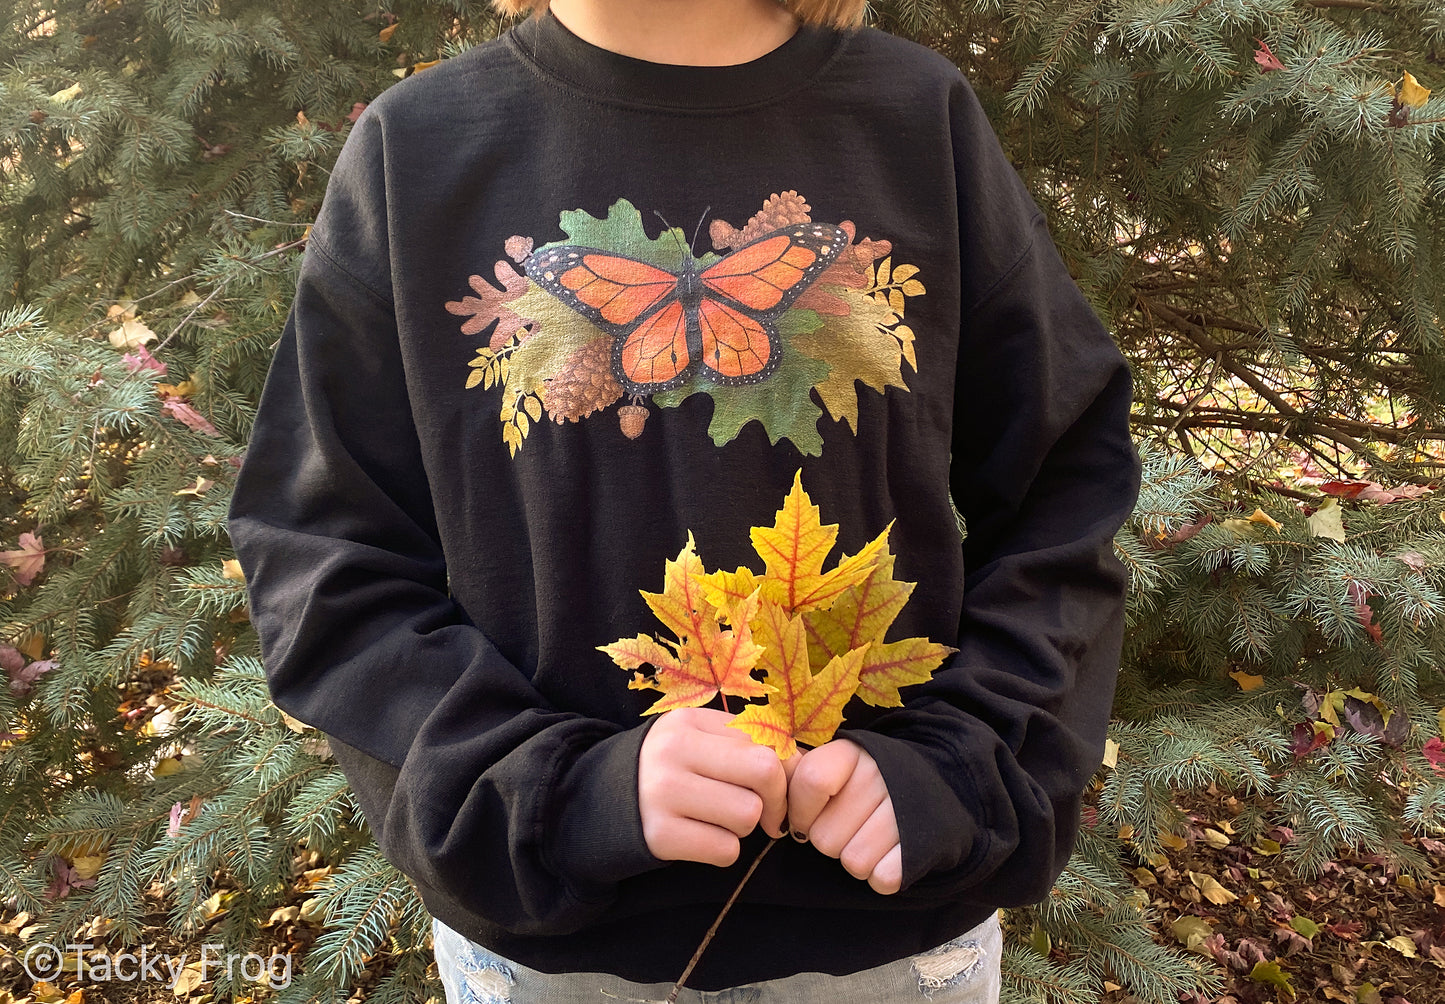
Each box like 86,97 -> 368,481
791,830 -> 809,844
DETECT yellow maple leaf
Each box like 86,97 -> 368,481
697,565 -> 764,624
155,376 -> 197,398
803,546 -> 912,669
855,637 -> 952,707
599,534 -> 771,714
749,470 -> 887,614
730,635 -> 868,760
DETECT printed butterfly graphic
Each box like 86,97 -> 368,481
526,222 -> 848,396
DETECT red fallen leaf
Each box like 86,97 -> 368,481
121,342 -> 167,376
0,646 -> 23,673
1320,479 -> 1433,502
9,659 -> 56,696
1423,737 -> 1445,775
1274,926 -> 1311,956
347,101 -> 368,123
1236,937 -> 1268,967
161,395 -> 220,436
1202,932 -> 1230,967
1346,580 -> 1383,644
44,854 -> 96,900
1326,918 -> 1364,939
1418,836 -> 1445,854
0,532 -> 46,586
1293,721 -> 1331,756
1254,39 -> 1284,72
1149,514 -> 1212,549
1399,551 -> 1427,573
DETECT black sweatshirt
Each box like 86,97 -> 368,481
226,9 -> 1141,990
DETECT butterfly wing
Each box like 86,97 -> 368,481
613,299 -> 692,394
694,223 -> 848,385
526,245 -> 693,394
526,246 -> 679,335
695,298 -> 778,385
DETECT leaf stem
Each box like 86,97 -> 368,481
664,836 -> 778,1003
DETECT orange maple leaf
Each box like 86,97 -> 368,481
599,533 -> 771,715
749,470 -> 889,614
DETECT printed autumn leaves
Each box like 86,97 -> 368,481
601,471 -> 955,759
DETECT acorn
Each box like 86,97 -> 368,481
618,404 -> 649,440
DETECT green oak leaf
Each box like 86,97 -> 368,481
654,346 -> 829,455
545,198 -> 704,272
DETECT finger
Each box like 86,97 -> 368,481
838,798 -> 899,882
644,815 -> 742,868
786,741 -> 860,839
681,732 -> 787,836
669,776 -> 766,838
867,843 -> 903,895
806,756 -> 886,858
683,707 -> 756,736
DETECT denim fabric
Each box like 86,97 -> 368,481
431,911 -> 1002,1004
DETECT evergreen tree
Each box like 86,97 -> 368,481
0,2 -> 1441,1002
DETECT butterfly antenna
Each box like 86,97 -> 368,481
653,210 -> 688,258
690,206 -> 710,256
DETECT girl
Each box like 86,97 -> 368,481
226,1 -> 1141,1001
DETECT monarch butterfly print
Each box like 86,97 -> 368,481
526,222 -> 848,397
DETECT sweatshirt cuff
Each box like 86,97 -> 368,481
548,718 -> 666,896
837,727 -> 980,891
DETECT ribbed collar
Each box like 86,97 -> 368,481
505,8 -> 847,112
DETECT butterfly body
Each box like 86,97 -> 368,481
527,222 -> 847,397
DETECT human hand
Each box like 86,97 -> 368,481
785,739 -> 902,894
637,707 -> 789,867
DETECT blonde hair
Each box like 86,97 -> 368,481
489,0 -> 867,31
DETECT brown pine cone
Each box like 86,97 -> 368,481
710,191 -> 815,250
740,191 -> 812,243
541,338 -> 622,423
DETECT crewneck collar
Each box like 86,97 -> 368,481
505,8 -> 847,112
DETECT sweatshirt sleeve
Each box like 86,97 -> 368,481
838,73 -> 1141,906
225,110 -> 665,936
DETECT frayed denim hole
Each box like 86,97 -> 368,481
455,943 -> 515,1004
910,936 -> 984,999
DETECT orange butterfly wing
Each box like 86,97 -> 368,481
694,223 -> 847,384
527,246 -> 693,393
529,248 -> 677,325
525,222 -> 847,395
696,298 -> 772,380
616,299 -> 692,388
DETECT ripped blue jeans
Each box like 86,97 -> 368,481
431,911 -> 1002,1004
